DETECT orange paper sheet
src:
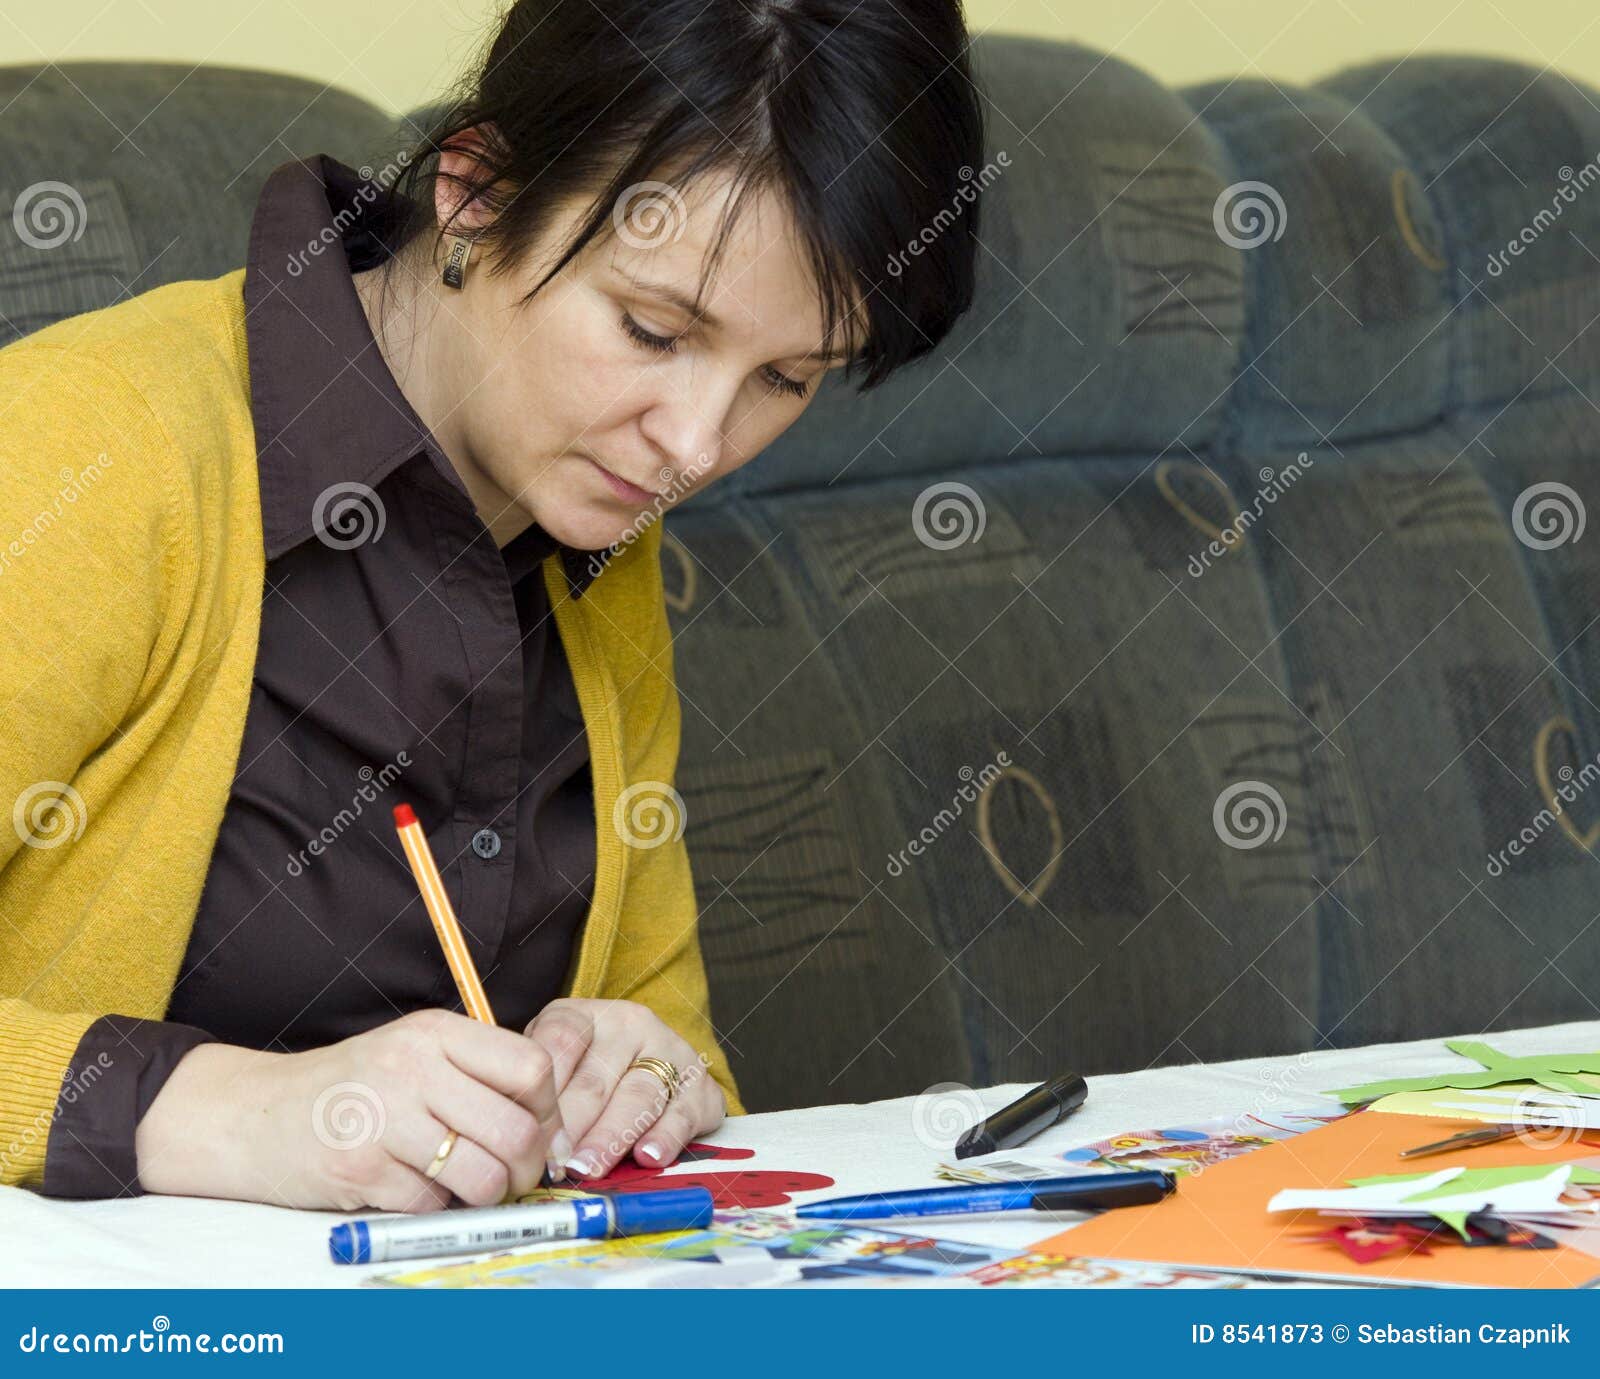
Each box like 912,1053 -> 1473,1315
1033,1106 -> 1600,1287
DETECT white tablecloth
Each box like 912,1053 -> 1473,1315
5,1017 -> 1597,1287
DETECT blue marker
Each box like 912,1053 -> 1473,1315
329,1186 -> 714,1265
793,1170 -> 1175,1221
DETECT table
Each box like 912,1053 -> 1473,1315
5,1017 -> 1596,1288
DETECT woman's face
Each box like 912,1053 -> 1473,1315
411,159 -> 855,552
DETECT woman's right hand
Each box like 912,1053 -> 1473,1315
134,1008 -> 585,1212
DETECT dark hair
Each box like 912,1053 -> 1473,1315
378,0 -> 985,392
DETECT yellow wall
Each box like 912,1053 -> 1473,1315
8,1 -> 1598,113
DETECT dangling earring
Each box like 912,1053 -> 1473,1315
441,235 -> 475,289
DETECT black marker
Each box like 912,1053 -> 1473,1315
954,1071 -> 1088,1159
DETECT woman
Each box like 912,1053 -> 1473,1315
0,0 -> 983,1211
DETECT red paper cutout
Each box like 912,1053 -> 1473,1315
1306,1219 -> 1434,1264
576,1141 -> 835,1209
1303,1212 -> 1562,1264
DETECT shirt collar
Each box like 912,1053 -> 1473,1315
242,154 -> 610,598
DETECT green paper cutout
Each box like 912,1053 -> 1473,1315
1340,1164 -> 1600,1240
1347,1166 -> 1565,1194
1323,1040 -> 1600,1104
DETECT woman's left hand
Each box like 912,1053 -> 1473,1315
522,998 -> 725,1180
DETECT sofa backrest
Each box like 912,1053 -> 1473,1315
666,39 -> 1600,1109
4,43 -> 1600,1114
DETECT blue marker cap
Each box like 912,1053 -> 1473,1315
328,1221 -> 370,1265
604,1186 -> 714,1237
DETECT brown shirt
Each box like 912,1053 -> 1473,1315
41,155 -> 612,1198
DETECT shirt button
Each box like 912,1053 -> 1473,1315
471,827 -> 502,859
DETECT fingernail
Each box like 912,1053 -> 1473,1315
637,1142 -> 663,1163
551,1128 -> 575,1164
565,1151 -> 598,1179
545,1158 -> 567,1184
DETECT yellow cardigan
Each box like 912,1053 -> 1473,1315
0,269 -> 741,1187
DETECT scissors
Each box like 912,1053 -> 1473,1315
1398,1124 -> 1521,1158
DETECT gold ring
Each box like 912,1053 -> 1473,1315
424,1129 -> 459,1181
628,1056 -> 680,1103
